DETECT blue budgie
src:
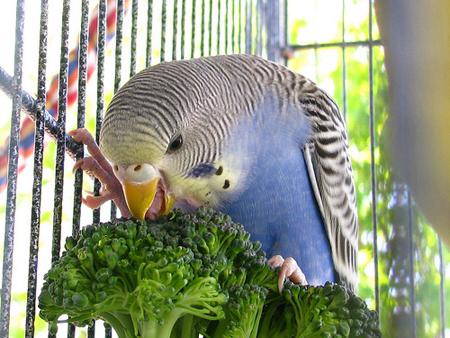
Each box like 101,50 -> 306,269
70,55 -> 358,290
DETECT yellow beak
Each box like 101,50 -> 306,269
122,177 -> 176,220
123,178 -> 159,220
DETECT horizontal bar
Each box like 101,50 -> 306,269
287,39 -> 381,51
0,66 -> 83,160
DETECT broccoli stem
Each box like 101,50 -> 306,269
170,315 -> 198,338
139,309 -> 184,338
100,313 -> 135,338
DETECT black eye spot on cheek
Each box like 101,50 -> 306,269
205,191 -> 211,197
215,166 -> 223,176
223,179 -> 230,189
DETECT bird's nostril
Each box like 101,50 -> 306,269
134,165 -> 142,172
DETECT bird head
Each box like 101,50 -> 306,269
99,57 -> 251,220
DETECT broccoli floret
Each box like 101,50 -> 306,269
209,284 -> 268,338
39,213 -> 228,338
258,281 -> 381,338
39,208 -> 380,338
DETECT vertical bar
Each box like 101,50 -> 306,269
407,190 -> 416,338
282,0 -> 287,66
245,0 -> 252,54
49,1 -> 71,337
217,0 -> 221,54
146,0 -> 153,67
200,0 -> 205,56
208,0 -> 212,55
191,0 -> 196,58
256,0 -> 262,56
232,0 -> 235,53
341,0 -> 347,121
51,0 -> 71,266
93,0 -> 107,224
262,0 -> 267,57
438,238 -> 446,338
160,0 -> 167,62
172,0 -> 178,60
239,0 -> 242,53
24,0 -> 48,336
130,0 -> 138,77
181,0 -> 186,59
73,0 -> 89,247
87,324 -> 95,337
225,0 -> 229,53
0,0 -> 25,334
266,0 -> 279,61
73,1 -> 90,337
112,0 -> 124,219
104,322 -> 112,338
95,2 -> 108,334
368,0 -> 380,316
114,0 -> 124,93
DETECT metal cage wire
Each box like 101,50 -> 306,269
0,0 -> 447,337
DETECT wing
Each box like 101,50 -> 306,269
301,90 -> 359,291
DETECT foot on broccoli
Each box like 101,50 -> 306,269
268,255 -> 307,292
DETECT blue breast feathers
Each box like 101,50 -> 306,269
219,95 -> 336,285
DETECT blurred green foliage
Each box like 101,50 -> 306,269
288,1 -> 449,337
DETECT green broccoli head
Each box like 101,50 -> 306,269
38,208 -> 381,338
38,208 -> 271,338
258,281 -> 381,338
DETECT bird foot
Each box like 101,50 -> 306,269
268,255 -> 308,292
69,128 -> 131,218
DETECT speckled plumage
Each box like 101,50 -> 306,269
100,54 -> 358,289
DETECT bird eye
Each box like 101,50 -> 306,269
167,134 -> 183,153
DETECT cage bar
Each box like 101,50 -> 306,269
341,0 -> 347,121
130,0 -> 139,77
0,0 -> 26,336
200,0 -> 205,56
50,0 -> 71,267
0,68 -> 82,158
161,0 -> 167,62
368,0 -> 380,317
217,0 -> 221,54
191,0 -> 196,58
181,0 -> 186,59
208,0 -> 212,55
69,1 -> 90,336
438,238 -> 446,338
172,0 -> 178,60
407,190 -> 417,337
146,0 -> 153,66
111,0 -> 125,220
24,0 -> 49,336
95,3 -> 109,335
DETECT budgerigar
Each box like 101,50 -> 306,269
70,55 -> 358,290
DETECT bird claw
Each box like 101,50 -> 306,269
83,191 -> 113,209
69,128 -> 131,218
68,128 -> 96,146
268,255 -> 308,293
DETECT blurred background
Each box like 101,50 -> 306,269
0,0 -> 448,337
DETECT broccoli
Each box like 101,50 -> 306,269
38,208 -> 380,338
258,282 -> 381,338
